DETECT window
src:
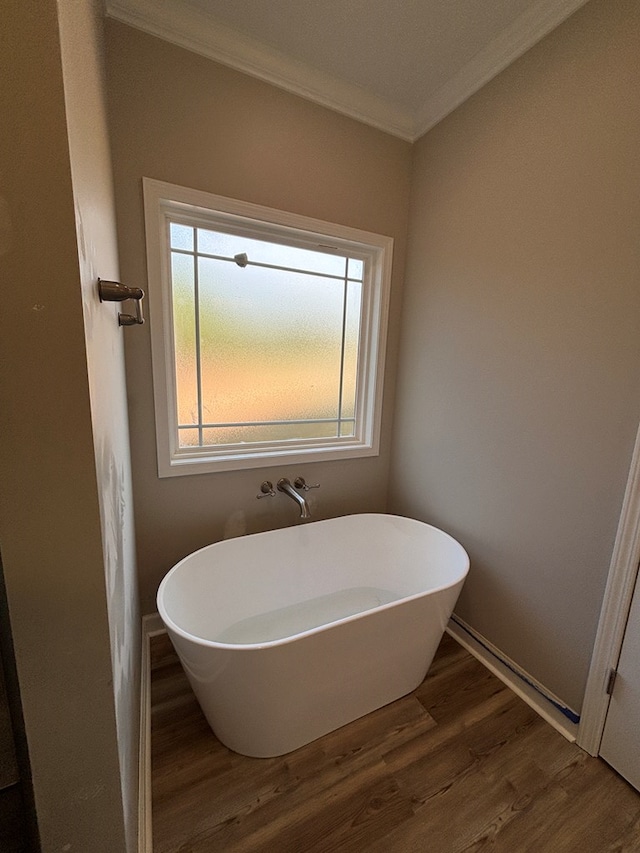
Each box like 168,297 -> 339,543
143,179 -> 393,475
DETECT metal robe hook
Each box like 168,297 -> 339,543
98,279 -> 145,326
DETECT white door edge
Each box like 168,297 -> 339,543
578,419 -> 640,755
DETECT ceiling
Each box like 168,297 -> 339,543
105,0 -> 590,141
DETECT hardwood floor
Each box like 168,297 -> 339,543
151,632 -> 640,852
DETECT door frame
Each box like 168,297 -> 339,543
578,420 -> 640,755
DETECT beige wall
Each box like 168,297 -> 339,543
390,0 -> 640,712
0,1 -> 136,850
57,1 -> 140,849
104,21 -> 412,614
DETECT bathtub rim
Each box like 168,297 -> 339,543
157,512 -> 469,652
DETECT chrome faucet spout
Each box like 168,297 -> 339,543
277,478 -> 311,519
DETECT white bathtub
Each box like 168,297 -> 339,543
157,513 -> 469,757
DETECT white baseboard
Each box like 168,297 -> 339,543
447,617 -> 579,744
138,613 -> 166,853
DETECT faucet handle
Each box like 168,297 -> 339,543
294,477 -> 320,492
256,481 -> 276,499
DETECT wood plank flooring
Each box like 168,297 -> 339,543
151,632 -> 640,852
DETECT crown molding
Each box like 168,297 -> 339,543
106,0 -> 590,143
414,0 -> 591,138
105,0 -> 415,141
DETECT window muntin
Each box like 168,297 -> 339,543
143,179 -> 392,475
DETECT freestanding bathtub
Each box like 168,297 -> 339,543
157,513 -> 469,757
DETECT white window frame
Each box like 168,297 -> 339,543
143,178 -> 393,476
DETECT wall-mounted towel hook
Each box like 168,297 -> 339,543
98,278 -> 145,326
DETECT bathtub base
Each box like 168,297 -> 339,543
168,581 -> 462,757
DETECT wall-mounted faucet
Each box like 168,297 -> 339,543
277,478 -> 311,519
255,476 -> 320,519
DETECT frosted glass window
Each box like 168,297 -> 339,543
196,258 -> 344,434
144,179 -> 392,475
197,229 -> 348,278
170,223 -> 194,251
171,252 -> 198,426
348,258 -> 364,280
170,235 -> 358,447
